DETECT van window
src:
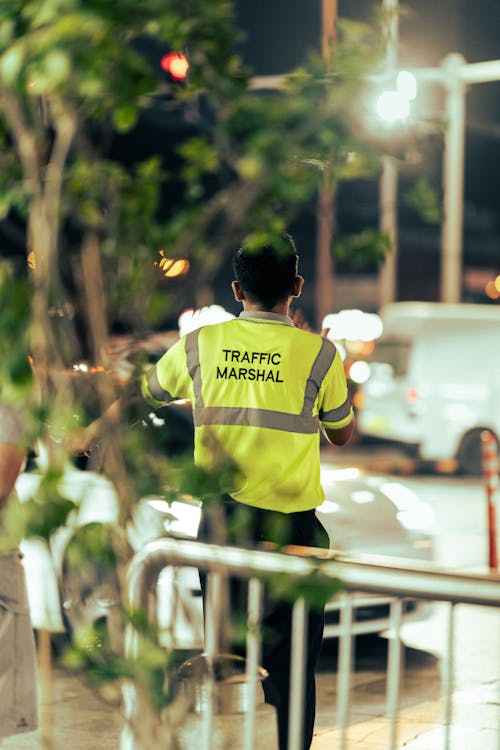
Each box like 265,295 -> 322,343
370,338 -> 411,376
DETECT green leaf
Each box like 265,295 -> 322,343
404,176 -> 442,224
6,494 -> 76,542
266,569 -> 343,611
333,229 -> 393,268
113,105 -> 139,133
9,350 -> 32,386
0,44 -> 23,83
44,48 -> 71,85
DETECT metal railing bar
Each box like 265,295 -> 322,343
325,593 -> 399,610
200,677 -> 214,750
128,539 -> 500,610
497,681 -> 500,750
205,571 -> 222,657
124,539 -> 500,750
288,597 -> 308,750
244,577 -> 263,750
386,599 -> 403,750
442,602 -> 456,750
337,593 -> 354,750
156,567 -> 178,649
201,572 -> 220,750
323,610 -> 426,640
322,558 -> 500,606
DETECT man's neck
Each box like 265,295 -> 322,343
242,299 -> 291,317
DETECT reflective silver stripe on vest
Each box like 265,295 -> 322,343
302,338 -> 335,416
147,367 -> 174,403
320,397 -> 352,423
186,332 -> 338,434
186,328 -> 204,406
193,406 -> 318,433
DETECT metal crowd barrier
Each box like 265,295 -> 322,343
124,538 -> 500,750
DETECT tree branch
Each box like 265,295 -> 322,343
44,97 -> 77,241
0,87 -> 41,199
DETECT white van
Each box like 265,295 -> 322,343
357,302 -> 500,474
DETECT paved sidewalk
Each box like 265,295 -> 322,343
312,604 -> 500,749
312,685 -> 500,749
2,666 -> 122,750
3,605 -> 499,749
3,665 -> 499,750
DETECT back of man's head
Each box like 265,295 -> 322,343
232,233 -> 299,310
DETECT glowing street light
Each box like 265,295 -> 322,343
375,89 -> 410,123
397,70 -> 417,101
374,70 -> 417,125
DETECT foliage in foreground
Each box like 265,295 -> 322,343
0,0 -> 392,536
0,1 -> 421,741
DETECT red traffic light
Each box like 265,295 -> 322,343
160,52 -> 189,81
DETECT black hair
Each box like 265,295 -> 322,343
232,233 -> 299,310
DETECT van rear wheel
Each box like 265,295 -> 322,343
457,429 -> 497,476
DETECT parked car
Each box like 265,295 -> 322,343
317,462 -> 434,638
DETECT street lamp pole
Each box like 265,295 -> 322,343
379,154 -> 399,306
314,0 -> 338,327
253,34 -> 500,309
395,55 -> 500,303
378,0 -> 399,308
440,53 -> 466,304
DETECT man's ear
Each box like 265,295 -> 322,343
292,275 -> 304,299
232,280 -> 245,301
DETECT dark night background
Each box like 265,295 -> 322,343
233,0 -> 500,314
2,1 -> 499,328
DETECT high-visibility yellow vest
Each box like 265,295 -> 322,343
143,311 -> 353,513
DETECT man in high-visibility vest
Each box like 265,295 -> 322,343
143,233 -> 355,750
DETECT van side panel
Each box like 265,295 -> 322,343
358,303 -> 500,464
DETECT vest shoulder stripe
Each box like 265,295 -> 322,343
320,397 -> 352,423
185,329 -> 204,406
193,406 -> 319,434
147,367 -> 174,403
302,338 -> 336,416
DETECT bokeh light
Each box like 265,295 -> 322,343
349,360 -> 371,384
155,250 -> 190,278
396,70 -> 417,101
160,52 -> 189,81
375,90 -> 410,123
485,280 -> 500,300
178,305 -> 235,337
322,310 -> 384,342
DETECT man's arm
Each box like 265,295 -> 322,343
142,338 -> 192,408
0,443 -> 25,508
323,417 -> 356,447
316,330 -> 356,447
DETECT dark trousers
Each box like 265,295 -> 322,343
198,499 -> 329,750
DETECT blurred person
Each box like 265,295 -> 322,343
142,233 -> 355,750
0,400 -> 38,744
